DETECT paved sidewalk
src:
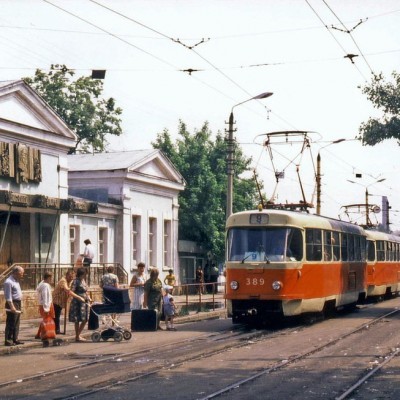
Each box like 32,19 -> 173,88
1,308 -> 227,355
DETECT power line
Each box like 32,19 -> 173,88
322,0 -> 374,74
42,0 -> 178,71
304,0 -> 368,81
89,0 -> 298,130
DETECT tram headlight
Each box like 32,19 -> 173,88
230,280 -> 239,290
272,280 -> 283,290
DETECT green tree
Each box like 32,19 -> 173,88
359,72 -> 400,145
24,64 -> 123,154
153,121 -> 259,261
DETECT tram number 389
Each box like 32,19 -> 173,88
246,278 -> 265,286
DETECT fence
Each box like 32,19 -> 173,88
172,282 -> 226,315
0,263 -> 128,290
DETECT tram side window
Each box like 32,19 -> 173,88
376,240 -> 385,261
390,242 -> 395,261
323,231 -> 333,261
332,231 -> 340,261
354,235 -> 361,261
367,240 -> 376,262
341,233 -> 348,261
306,228 -> 322,261
287,228 -> 303,261
348,235 -> 355,261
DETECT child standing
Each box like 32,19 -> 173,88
163,289 -> 177,331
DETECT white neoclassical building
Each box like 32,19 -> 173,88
0,79 -> 185,285
0,79 -> 95,270
67,150 -> 185,281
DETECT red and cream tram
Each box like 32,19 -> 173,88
365,229 -> 400,298
225,208 -> 368,324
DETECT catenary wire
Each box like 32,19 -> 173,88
322,0 -> 374,74
304,0 -> 368,81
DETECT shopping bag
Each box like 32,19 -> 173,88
40,316 -> 56,340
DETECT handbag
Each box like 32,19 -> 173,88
40,315 -> 56,340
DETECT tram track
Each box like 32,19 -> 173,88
2,303 -> 399,400
0,324 -> 248,388
0,323 -> 283,399
198,308 -> 400,400
335,345 -> 400,400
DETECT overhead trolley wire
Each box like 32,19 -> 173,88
304,0 -> 368,81
42,0 -> 178,71
322,0 -> 374,74
89,0 -> 298,130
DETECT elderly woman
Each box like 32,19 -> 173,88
68,267 -> 92,342
143,268 -> 164,330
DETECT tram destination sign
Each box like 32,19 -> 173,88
249,213 -> 269,224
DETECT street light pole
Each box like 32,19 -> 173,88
365,178 -> 386,226
226,92 -> 273,220
347,178 -> 386,226
316,139 -> 345,215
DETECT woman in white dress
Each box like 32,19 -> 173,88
130,262 -> 147,310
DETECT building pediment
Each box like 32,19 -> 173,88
0,80 -> 76,141
68,150 -> 185,188
131,153 -> 183,183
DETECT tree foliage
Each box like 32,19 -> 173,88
24,64 -> 123,154
358,72 -> 400,145
153,121 -> 260,262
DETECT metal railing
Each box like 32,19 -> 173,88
172,282 -> 226,315
0,262 -> 128,290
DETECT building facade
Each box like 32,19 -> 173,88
0,80 -> 97,271
67,151 -> 185,281
0,80 -> 185,285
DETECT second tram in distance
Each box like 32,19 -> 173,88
225,208 -> 400,325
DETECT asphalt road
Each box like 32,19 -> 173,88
1,298 -> 399,400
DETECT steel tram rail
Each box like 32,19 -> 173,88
197,308 -> 400,400
0,324 -> 278,398
335,346 -> 400,400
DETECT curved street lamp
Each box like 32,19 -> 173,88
226,92 -> 273,220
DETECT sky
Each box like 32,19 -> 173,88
1,0 -> 400,229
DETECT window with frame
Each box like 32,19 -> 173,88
148,217 -> 157,266
323,231 -> 333,261
367,240 -> 376,261
376,240 -> 385,261
69,225 -> 80,265
132,215 -> 141,263
163,220 -> 172,268
98,227 -> 107,265
305,228 -> 322,261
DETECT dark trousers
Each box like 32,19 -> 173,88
54,303 -> 63,333
5,300 -> 21,344
83,258 -> 92,267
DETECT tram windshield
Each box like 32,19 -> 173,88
227,227 -> 303,262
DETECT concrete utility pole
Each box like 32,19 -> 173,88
226,92 -> 273,220
315,139 -> 345,215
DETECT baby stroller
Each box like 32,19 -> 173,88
88,286 -> 132,342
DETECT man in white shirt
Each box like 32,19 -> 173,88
4,266 -> 24,346
83,239 -> 95,267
